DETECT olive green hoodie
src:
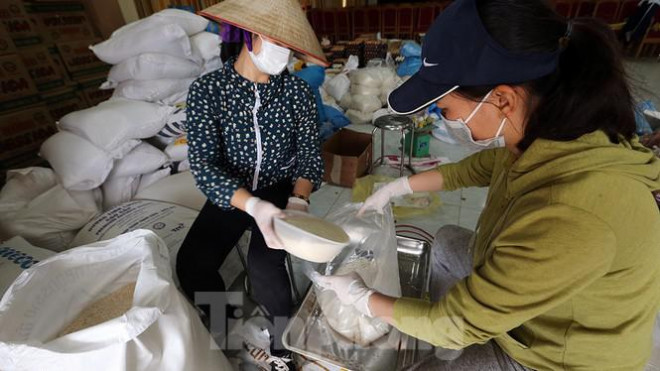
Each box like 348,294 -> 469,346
393,131 -> 660,370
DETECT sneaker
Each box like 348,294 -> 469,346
243,342 -> 295,371
267,352 -> 295,371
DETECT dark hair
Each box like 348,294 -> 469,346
457,0 -> 636,151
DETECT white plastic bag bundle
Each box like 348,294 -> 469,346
351,84 -> 381,96
314,204 -> 401,346
110,142 -> 169,178
350,69 -> 383,88
101,174 -> 141,210
350,95 -> 382,113
325,73 -> 350,102
339,93 -> 353,110
191,32 -> 221,62
58,98 -> 175,153
345,109 -> 374,124
103,53 -> 202,88
165,136 -> 189,162
323,54 -> 359,102
91,24 -> 193,64
0,168 -> 101,250
112,78 -> 195,103
0,237 -> 54,296
0,229 -> 232,371
112,8 -> 209,38
40,132 -> 114,191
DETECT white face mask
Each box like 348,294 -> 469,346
248,35 -> 292,76
441,90 -> 507,151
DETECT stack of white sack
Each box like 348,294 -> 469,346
91,9 -> 222,106
39,98 -> 175,210
336,66 -> 401,124
0,168 -> 101,251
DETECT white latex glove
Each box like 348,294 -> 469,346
245,197 -> 284,249
358,176 -> 413,215
285,196 -> 309,212
314,272 -> 375,317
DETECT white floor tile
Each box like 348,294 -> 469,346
458,206 -> 483,231
461,186 -> 488,210
398,203 -> 461,236
439,189 -> 462,206
309,184 -> 344,218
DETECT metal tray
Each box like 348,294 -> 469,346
283,235 -> 433,371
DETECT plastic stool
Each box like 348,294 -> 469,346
372,114 -> 416,176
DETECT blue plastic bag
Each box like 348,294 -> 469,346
635,100 -> 657,136
400,41 -> 422,58
294,66 -> 327,124
397,57 -> 422,76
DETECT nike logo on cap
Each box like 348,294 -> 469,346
423,58 -> 439,67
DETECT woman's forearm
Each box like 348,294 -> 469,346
230,188 -> 253,211
293,178 -> 313,198
368,292 -> 398,325
408,169 -> 445,193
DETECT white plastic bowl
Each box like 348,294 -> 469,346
274,211 -> 350,263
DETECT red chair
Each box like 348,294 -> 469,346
554,0 -> 574,18
381,6 -> 398,38
593,0 -> 621,24
415,4 -> 436,35
366,7 -> 381,34
321,9 -> 336,42
335,8 -> 351,41
636,18 -> 660,57
353,7 -> 369,37
398,5 -> 415,39
307,9 -> 323,37
575,0 -> 597,17
434,1 -> 449,17
617,0 -> 639,22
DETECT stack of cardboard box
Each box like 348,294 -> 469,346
0,0 -> 110,182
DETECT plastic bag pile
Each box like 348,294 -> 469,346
322,55 -> 402,125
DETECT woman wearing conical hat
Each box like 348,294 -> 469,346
176,1 -> 328,369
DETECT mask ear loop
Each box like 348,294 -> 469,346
465,90 -> 493,123
494,117 -> 507,137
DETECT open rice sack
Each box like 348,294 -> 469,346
0,230 -> 232,371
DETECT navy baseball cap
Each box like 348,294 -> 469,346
388,0 -> 561,115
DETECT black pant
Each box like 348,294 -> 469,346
176,182 -> 293,351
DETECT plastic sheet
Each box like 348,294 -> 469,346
313,203 -> 401,347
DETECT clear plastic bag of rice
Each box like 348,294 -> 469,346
314,203 -> 401,346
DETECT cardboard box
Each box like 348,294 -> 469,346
0,104 -> 56,164
0,53 -> 41,112
19,45 -> 67,92
76,72 -> 111,106
322,129 -> 372,188
40,85 -> 86,120
24,1 -> 96,44
55,38 -> 108,79
0,24 -> 17,55
0,0 -> 44,47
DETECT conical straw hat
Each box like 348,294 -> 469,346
200,0 -> 329,67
